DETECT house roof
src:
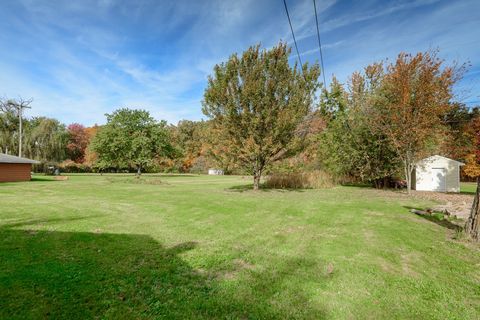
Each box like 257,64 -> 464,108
418,155 -> 465,166
0,153 -> 40,164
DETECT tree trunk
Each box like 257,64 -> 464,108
137,165 -> 142,177
465,178 -> 480,241
253,169 -> 262,190
405,160 -> 412,194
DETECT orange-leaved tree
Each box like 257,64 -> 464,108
465,116 -> 480,240
463,115 -> 480,179
370,51 -> 465,193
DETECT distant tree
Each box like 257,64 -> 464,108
84,125 -> 100,167
67,123 -> 89,163
465,124 -> 480,240
442,104 -> 478,163
24,117 -> 68,162
172,120 -> 207,172
202,42 -> 320,189
0,107 -> 18,154
91,108 -> 173,175
0,97 -> 32,157
201,121 -> 239,174
369,51 -> 465,193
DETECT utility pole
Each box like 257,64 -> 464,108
18,104 -> 31,157
1,98 -> 32,157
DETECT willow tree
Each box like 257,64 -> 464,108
202,42 -> 320,190
24,117 -> 68,162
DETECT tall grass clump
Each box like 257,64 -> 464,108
264,170 -> 336,189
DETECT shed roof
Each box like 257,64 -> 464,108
0,153 -> 40,164
417,155 -> 465,166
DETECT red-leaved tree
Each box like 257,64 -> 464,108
67,123 -> 89,163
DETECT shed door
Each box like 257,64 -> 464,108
431,168 -> 446,192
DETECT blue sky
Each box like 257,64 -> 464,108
1,0 -> 479,126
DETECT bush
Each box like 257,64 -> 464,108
58,160 -> 93,173
264,170 -> 336,189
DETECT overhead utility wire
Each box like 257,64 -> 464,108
283,0 -> 304,76
313,0 -> 327,89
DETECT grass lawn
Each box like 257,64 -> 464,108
1,174 -> 479,319
461,182 -> 477,195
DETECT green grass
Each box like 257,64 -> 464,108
1,174 -> 479,319
461,182 -> 477,195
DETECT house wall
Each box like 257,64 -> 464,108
0,163 -> 32,182
415,156 -> 460,192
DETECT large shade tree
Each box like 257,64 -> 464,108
202,42 -> 320,189
92,108 -> 173,175
369,51 -> 465,193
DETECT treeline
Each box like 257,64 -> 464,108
1,43 -> 479,189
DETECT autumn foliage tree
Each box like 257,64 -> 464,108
67,123 -> 89,163
202,42 -> 320,189
83,125 -> 99,167
462,115 -> 480,179
369,51 -> 465,193
465,125 -> 480,240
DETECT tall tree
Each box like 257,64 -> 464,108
319,70 -> 398,186
91,108 -> 173,175
465,126 -> 480,240
84,125 -> 100,167
202,42 -> 320,189
24,117 -> 68,162
442,104 -> 478,163
0,106 -> 18,155
369,51 -> 465,193
67,123 -> 89,163
462,113 -> 480,179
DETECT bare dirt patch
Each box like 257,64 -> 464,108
410,191 -> 473,219
216,258 -> 256,281
355,188 -> 473,220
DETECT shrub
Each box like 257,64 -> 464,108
58,160 -> 93,173
264,170 -> 336,189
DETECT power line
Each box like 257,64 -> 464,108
313,0 -> 327,89
283,0 -> 304,76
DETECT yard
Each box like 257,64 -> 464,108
1,174 -> 479,319
462,182 -> 478,195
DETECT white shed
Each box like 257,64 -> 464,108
208,168 -> 224,175
414,155 -> 464,192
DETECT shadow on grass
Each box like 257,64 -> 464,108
0,221 -> 326,319
340,182 -> 373,189
29,176 -> 56,182
403,206 -> 463,231
226,184 -> 306,193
